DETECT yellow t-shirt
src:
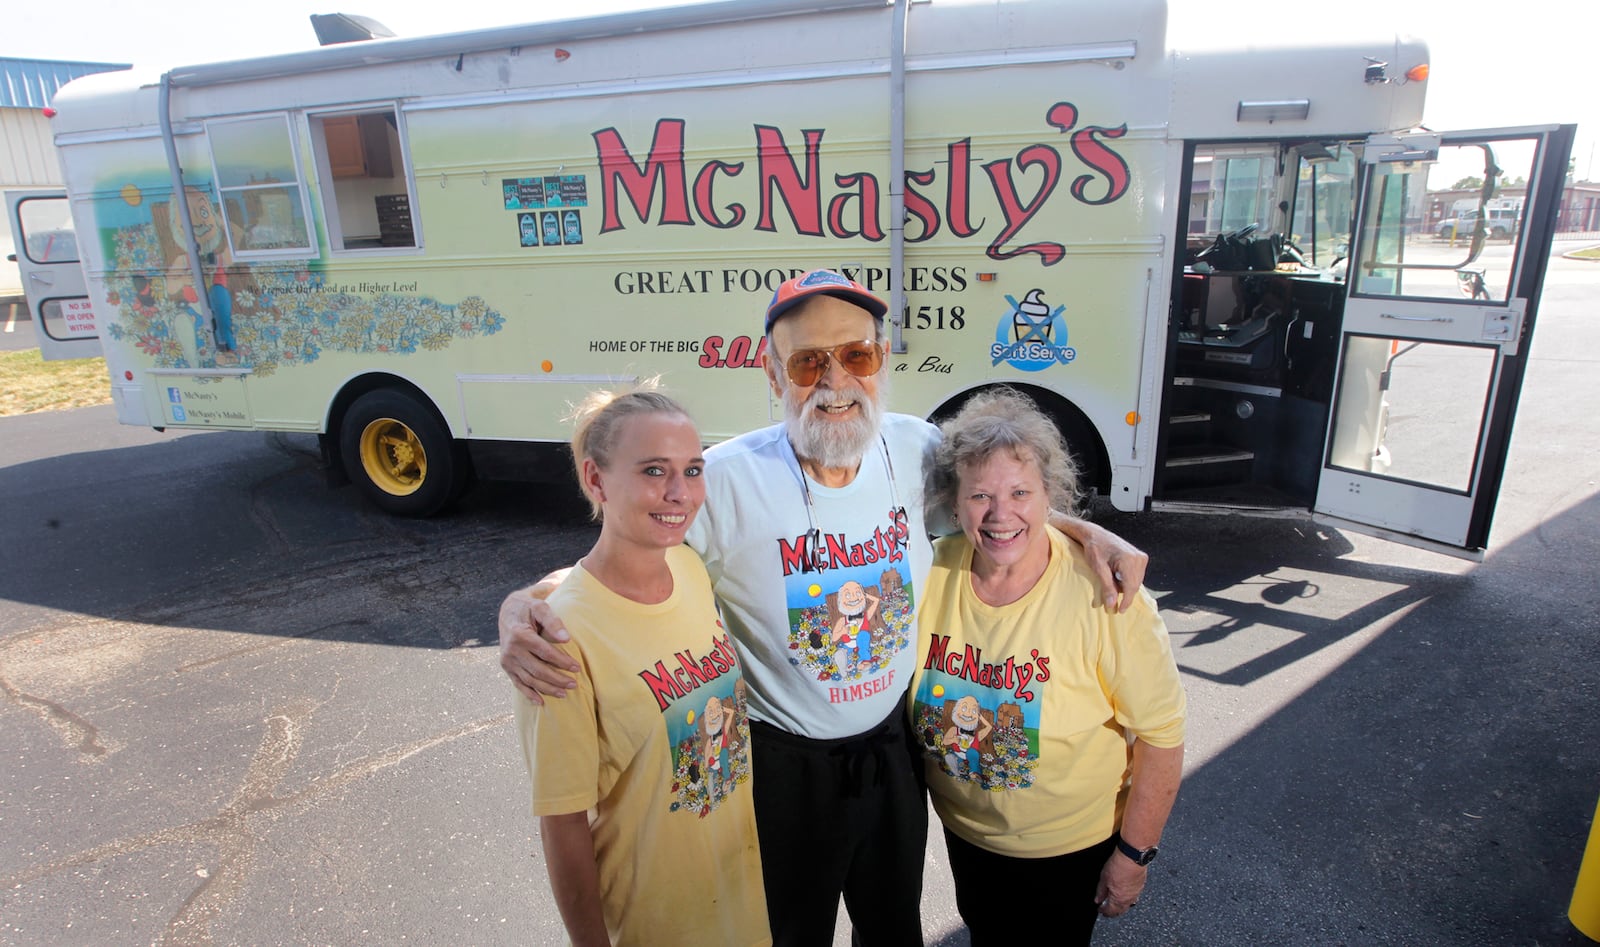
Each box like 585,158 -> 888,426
515,545 -> 770,946
908,527 -> 1186,858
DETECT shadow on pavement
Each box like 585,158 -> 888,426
0,425 -> 596,648
1091,493 -> 1600,944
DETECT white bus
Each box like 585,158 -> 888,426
7,0 -> 1573,557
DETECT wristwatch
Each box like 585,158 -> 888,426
1116,837 -> 1159,867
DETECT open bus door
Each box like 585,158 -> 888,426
1313,125 -> 1576,559
4,190 -> 100,361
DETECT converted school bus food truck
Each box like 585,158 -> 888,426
6,0 -> 1574,557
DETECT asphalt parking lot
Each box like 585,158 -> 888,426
2,299 -> 38,351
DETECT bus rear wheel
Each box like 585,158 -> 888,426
340,389 -> 466,516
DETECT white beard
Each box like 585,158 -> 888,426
784,379 -> 886,470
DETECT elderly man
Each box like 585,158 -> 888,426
501,269 -> 1147,946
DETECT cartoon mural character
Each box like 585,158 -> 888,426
830,581 -> 881,671
165,186 -> 238,364
701,696 -> 732,801
1011,288 -> 1053,343
942,695 -> 993,779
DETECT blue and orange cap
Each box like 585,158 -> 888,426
764,269 -> 887,332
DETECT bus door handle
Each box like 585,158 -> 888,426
1380,312 -> 1453,324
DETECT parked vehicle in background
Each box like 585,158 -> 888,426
1438,207 -> 1519,240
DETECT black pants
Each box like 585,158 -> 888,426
750,704 -> 927,947
943,827 -> 1118,947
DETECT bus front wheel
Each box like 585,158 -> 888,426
340,389 -> 465,516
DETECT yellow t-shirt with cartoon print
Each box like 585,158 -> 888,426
908,527 -> 1186,858
515,544 -> 770,946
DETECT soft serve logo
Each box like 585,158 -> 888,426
990,289 -> 1075,371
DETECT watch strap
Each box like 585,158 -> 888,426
1115,836 -> 1158,866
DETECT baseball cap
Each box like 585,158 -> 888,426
764,269 -> 888,332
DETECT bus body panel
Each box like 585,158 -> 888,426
40,0 -> 1547,543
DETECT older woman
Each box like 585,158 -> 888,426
909,388 -> 1186,946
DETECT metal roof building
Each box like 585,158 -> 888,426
3,57 -> 129,294
0,57 -> 130,110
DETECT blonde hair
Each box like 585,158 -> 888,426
926,387 -> 1081,518
568,378 -> 692,520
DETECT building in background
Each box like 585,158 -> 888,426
1426,182 -> 1600,237
2,57 -> 130,297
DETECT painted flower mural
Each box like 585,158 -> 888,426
100,220 -> 503,376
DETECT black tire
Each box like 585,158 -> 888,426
339,389 -> 465,516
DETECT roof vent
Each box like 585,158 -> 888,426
310,13 -> 396,46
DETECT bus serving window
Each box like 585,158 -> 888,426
205,114 -> 316,258
309,107 -> 418,252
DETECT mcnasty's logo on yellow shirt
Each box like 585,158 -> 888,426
912,635 -> 1050,792
637,631 -> 741,711
636,629 -> 753,819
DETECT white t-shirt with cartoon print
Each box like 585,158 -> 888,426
687,413 -> 939,740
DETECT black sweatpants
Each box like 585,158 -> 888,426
749,704 -> 927,947
943,827 -> 1118,947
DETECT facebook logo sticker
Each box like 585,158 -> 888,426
168,387 -> 182,404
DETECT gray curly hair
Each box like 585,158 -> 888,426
925,387 -> 1081,519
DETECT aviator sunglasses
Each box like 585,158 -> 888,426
781,339 -> 885,387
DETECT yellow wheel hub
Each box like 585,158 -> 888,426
358,416 -> 428,496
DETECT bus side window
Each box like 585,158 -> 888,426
207,114 -> 316,258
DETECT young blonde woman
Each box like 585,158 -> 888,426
514,384 -> 769,946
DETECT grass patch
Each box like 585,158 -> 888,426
0,348 -> 113,416
1570,245 -> 1600,261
